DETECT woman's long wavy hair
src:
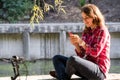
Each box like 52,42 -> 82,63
81,4 -> 105,33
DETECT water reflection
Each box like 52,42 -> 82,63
36,59 -> 120,74
109,59 -> 120,73
0,59 -> 120,77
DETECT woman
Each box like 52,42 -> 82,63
50,4 -> 110,80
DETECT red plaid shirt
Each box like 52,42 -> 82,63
75,26 -> 110,77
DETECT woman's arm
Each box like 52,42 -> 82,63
85,29 -> 109,58
69,33 -> 85,57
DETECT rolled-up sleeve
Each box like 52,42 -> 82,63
75,46 -> 85,58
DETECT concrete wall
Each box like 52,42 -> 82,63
0,23 -> 120,60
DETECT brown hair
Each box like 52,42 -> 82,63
81,4 -> 105,33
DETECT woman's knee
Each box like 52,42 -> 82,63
67,56 -> 83,66
53,55 -> 60,61
66,56 -> 76,75
67,56 -> 75,65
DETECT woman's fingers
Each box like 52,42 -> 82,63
69,34 -> 81,45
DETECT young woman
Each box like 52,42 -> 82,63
50,4 -> 110,80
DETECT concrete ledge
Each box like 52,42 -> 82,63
0,73 -> 119,80
107,73 -> 120,80
0,22 -> 120,33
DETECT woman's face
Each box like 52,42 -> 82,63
81,12 -> 94,28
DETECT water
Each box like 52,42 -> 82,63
0,59 -> 54,77
109,59 -> 120,73
0,59 -> 120,77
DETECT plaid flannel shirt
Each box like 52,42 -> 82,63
75,26 -> 110,77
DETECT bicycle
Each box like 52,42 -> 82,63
0,56 -> 28,80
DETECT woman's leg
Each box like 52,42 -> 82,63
66,56 -> 105,80
52,55 -> 69,80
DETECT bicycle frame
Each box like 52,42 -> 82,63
11,56 -> 20,80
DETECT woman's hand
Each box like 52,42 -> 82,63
69,34 -> 86,49
69,34 -> 81,46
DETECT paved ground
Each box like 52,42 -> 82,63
0,73 -> 120,80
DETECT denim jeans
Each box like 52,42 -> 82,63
52,55 -> 105,80
52,55 -> 69,80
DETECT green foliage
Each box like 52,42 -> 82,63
0,0 -> 66,23
79,0 -> 85,7
0,0 -> 33,23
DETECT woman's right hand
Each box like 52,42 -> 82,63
69,34 -> 82,53
69,34 -> 80,46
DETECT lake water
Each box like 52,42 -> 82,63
0,59 -> 120,77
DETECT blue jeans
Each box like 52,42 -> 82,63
52,55 -> 69,80
52,55 -> 105,80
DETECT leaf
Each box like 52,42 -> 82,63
30,4 -> 44,27
61,8 -> 66,14
55,0 -> 66,14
